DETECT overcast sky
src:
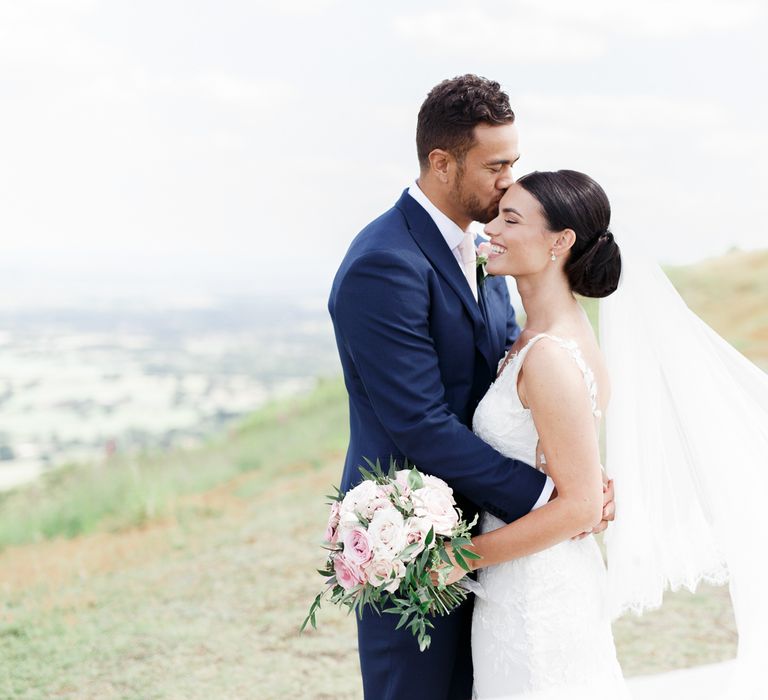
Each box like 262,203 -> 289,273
0,0 -> 766,305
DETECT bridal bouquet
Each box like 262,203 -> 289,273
301,459 -> 478,651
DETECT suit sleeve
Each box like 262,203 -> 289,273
333,249 -> 546,523
502,280 -> 522,349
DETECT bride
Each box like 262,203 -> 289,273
438,170 -> 768,699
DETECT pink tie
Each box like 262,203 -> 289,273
458,231 -> 478,301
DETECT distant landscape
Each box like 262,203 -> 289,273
0,249 -> 765,699
0,297 -> 339,491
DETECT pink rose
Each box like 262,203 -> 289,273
403,516 -> 434,560
476,241 -> 492,262
333,554 -> 363,591
324,501 -> 341,544
412,487 -> 459,537
342,526 -> 373,568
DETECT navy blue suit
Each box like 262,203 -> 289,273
328,189 -> 547,700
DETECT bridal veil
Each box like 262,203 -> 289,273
601,242 -> 768,697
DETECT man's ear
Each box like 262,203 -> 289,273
427,149 -> 452,184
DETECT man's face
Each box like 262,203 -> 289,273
451,122 -> 520,224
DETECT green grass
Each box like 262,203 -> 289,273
0,377 -> 358,700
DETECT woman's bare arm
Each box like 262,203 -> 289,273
457,340 -> 605,573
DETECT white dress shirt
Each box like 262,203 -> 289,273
406,182 -> 555,512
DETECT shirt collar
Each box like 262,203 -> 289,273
407,181 -> 467,253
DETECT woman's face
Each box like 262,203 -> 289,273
482,183 -> 558,277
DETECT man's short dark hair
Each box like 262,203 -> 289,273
416,74 -> 515,170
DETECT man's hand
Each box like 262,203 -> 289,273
573,478 -> 615,540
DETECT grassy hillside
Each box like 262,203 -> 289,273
1,250 -> 764,698
666,248 -> 768,368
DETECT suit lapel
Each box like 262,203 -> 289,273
475,238 -> 506,364
395,190 -> 496,374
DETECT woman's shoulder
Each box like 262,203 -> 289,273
518,329 -> 609,411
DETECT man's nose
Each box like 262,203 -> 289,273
496,172 -> 514,189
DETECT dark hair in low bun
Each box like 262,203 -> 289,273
516,170 -> 622,298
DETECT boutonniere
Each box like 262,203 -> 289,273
476,242 -> 494,286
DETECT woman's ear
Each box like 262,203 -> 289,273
553,228 -> 576,255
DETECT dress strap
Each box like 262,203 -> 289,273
511,333 -> 602,418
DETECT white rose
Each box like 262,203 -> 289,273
394,470 -> 413,497
367,506 -> 407,559
420,474 -> 454,499
384,560 -> 406,593
358,496 -> 392,521
364,557 -> 406,593
340,480 -> 381,523
412,487 -> 459,536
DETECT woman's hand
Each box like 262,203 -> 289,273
429,543 -> 471,587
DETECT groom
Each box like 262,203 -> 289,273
328,75 -> 614,700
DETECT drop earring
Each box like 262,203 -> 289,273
550,251 -> 557,262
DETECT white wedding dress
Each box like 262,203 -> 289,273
471,333 -> 630,700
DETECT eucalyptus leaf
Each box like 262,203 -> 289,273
407,468 -> 424,491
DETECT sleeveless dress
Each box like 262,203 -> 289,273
470,333 -> 630,699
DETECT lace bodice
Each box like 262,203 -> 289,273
470,333 -> 627,699
472,333 -> 602,470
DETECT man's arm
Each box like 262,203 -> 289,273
501,278 -> 522,349
333,249 -> 546,523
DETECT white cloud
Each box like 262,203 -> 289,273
253,0 -> 342,18
393,0 -> 765,62
517,93 -> 729,132
0,0 -> 102,66
195,71 -> 296,108
538,0 -> 765,37
393,8 -> 605,63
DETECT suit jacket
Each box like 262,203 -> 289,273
329,189 -> 546,524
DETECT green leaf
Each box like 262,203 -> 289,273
397,543 -> 420,561
325,484 -> 344,502
418,544 -> 431,572
453,548 -> 469,572
460,548 -> 481,560
395,612 -> 410,630
424,526 -> 434,549
407,468 -> 424,491
357,465 -> 375,482
300,593 -> 323,634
